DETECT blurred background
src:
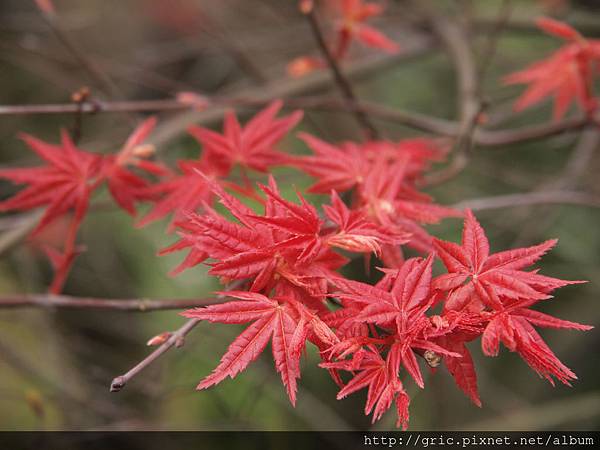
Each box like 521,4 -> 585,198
0,0 -> 599,431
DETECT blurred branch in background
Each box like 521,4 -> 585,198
0,293 -> 222,311
303,0 -> 380,139
0,98 -> 596,146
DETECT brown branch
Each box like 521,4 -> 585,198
421,6 -> 481,185
0,99 -> 186,115
0,294 -> 223,311
109,317 -> 200,392
474,116 -> 591,147
109,282 -> 244,393
423,1 -> 512,185
303,2 -> 380,139
453,190 -> 600,211
0,96 -> 593,146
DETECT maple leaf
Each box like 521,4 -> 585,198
289,134 -> 457,262
0,130 -> 101,235
321,345 -> 411,429
332,0 -> 400,58
0,130 -> 104,293
292,134 -> 448,196
361,138 -> 448,182
436,335 -> 481,407
182,291 -> 336,405
434,209 -> 591,386
293,133 -> 368,193
139,101 -> 302,229
323,190 -> 409,255
102,117 -> 170,215
288,0 -> 398,78
433,209 -> 581,312
332,255 -> 460,388
188,100 -> 303,173
480,306 -> 592,386
136,157 -> 221,230
163,175 -> 345,303
504,17 -> 600,119
358,153 -> 460,257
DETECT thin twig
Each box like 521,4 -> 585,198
109,282 -> 243,392
109,317 -> 200,392
421,5 -> 480,185
453,190 -> 600,211
424,1 -> 512,185
303,2 -> 380,139
0,294 -> 223,311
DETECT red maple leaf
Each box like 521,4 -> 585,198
0,131 -> 103,292
323,190 -> 409,255
321,346 -> 411,429
433,210 -> 581,313
102,117 -> 170,215
182,290 -> 337,405
188,100 -> 303,173
435,334 -> 482,407
332,255 -> 460,387
136,158 -> 218,229
287,0 -> 399,78
0,131 -> 101,234
358,152 -> 460,259
504,17 -> 600,119
433,209 -> 591,385
139,102 -> 301,229
331,0 -> 400,58
289,134 -> 457,263
163,176 -> 394,307
293,133 -> 368,193
481,304 -> 592,386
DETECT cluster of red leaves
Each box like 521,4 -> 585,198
288,0 -> 399,77
150,104 -> 587,428
2,12 -> 595,424
1,96 -> 591,428
0,117 -> 166,293
176,176 -> 408,405
0,101 -> 300,292
288,134 -> 460,264
505,17 -> 600,120
175,182 -> 590,428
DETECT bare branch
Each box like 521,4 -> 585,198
453,190 -> 600,211
109,317 -> 200,393
0,294 -> 223,312
0,96 -> 592,147
424,1 -> 512,185
303,2 -> 380,139
109,282 -> 244,392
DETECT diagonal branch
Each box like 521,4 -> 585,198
109,281 -> 243,393
109,317 -> 200,392
303,2 -> 380,139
